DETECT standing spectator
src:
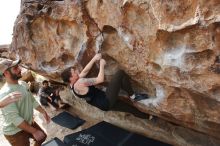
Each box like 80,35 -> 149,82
0,58 -> 50,146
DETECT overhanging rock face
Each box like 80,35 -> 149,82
11,0 -> 220,143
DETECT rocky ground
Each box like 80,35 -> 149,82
1,78 -> 220,146
0,73 -> 145,146
0,94 -> 100,146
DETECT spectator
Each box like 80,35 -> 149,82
0,58 -> 50,146
38,80 -> 66,110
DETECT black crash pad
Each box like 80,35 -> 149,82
64,121 -> 172,146
86,121 -> 132,144
51,111 -> 85,129
122,133 -> 171,146
42,137 -> 67,146
64,130 -> 114,146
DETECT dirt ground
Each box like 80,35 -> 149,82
0,74 -> 98,145
0,96 -> 99,146
0,75 -> 148,146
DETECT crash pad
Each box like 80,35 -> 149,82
51,111 -> 85,129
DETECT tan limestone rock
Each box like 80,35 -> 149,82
10,0 -> 220,144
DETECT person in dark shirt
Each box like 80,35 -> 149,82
38,80 -> 65,109
61,53 -> 148,111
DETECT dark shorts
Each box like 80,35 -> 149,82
40,95 -> 61,108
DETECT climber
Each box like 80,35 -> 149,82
61,53 -> 148,111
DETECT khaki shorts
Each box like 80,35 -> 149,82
4,121 -> 47,146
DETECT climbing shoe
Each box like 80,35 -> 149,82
133,93 -> 149,101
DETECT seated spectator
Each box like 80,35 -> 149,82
38,80 -> 66,110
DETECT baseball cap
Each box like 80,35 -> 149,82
0,58 -> 21,74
